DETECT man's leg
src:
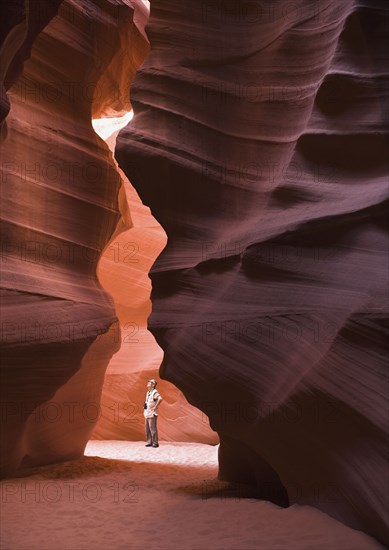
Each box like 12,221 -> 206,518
150,415 -> 158,446
145,418 -> 152,445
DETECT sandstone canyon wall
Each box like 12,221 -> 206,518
0,0 -> 217,481
1,0 -> 388,545
116,0 -> 389,545
0,0 -> 148,476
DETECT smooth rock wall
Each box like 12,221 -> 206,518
0,0 -> 139,475
116,0 -> 389,544
0,0 -> 218,477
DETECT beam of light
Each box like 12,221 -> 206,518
92,110 -> 134,150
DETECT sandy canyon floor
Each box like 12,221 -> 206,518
0,441 -> 383,550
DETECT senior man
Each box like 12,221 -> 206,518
143,379 -> 163,447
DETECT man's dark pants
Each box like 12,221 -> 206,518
145,415 -> 158,445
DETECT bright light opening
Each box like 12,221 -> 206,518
92,111 -> 134,151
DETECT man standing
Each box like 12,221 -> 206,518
144,379 -> 163,447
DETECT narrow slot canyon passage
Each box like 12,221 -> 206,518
1,0 -> 388,549
90,108 -> 218,445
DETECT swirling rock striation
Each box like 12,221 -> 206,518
116,0 -> 389,544
1,0 -> 217,475
0,0 -> 148,476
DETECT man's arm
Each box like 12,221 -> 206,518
154,395 -> 163,410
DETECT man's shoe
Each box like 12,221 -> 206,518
145,444 -> 152,447
152,444 -> 159,448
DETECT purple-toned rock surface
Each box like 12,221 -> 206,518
116,0 -> 389,544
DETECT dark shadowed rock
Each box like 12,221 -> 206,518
116,0 -> 389,544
